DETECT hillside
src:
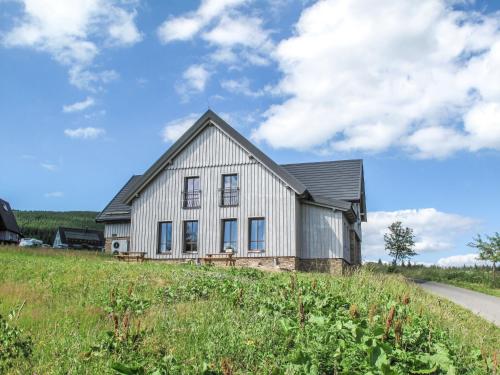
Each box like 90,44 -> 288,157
13,210 -> 103,244
0,247 -> 498,374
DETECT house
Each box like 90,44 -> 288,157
96,110 -> 366,273
53,227 -> 104,250
0,198 -> 22,244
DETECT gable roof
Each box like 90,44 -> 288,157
96,175 -> 142,222
281,160 -> 367,221
57,227 -> 104,245
123,110 -> 307,204
0,198 -> 21,235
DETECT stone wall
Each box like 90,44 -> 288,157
297,258 -> 350,275
143,256 -> 351,275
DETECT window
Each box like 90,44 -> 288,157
158,222 -> 172,253
183,220 -> 198,252
222,219 -> 237,252
220,174 -> 239,206
249,218 -> 265,251
183,177 -> 200,208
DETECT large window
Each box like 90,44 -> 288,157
249,218 -> 265,251
222,219 -> 237,252
183,220 -> 198,252
220,174 -> 239,206
183,176 -> 200,208
158,222 -> 172,253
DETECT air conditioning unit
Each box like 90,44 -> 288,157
111,239 -> 128,253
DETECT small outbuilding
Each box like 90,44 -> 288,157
53,227 -> 104,250
0,198 -> 22,244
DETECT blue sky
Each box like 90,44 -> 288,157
1,0 -> 500,265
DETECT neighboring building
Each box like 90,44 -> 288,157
97,110 -> 366,273
0,198 -> 22,244
53,227 -> 104,250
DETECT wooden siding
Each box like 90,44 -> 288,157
299,203 -> 343,259
104,223 -> 131,238
130,124 -> 297,259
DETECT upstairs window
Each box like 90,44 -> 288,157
220,174 -> 239,206
183,177 -> 200,208
158,222 -> 172,253
249,218 -> 265,251
183,220 -> 198,252
222,219 -> 237,252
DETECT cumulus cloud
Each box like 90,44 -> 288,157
64,127 -> 105,139
161,113 -> 199,143
220,78 -> 269,97
44,191 -> 64,198
157,0 -> 248,43
3,0 -> 141,90
62,96 -> 95,113
40,162 -> 57,171
157,0 -> 273,96
363,208 -> 478,258
253,0 -> 500,158
436,253 -> 490,268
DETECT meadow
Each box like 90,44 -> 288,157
368,263 -> 499,297
0,246 -> 498,374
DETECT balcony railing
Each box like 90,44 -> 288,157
219,188 -> 239,207
182,190 -> 201,208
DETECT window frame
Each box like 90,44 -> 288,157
220,173 -> 239,207
248,217 -> 265,252
183,176 -> 201,209
183,220 -> 199,253
157,221 -> 173,254
221,218 -> 238,253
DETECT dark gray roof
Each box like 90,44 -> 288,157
281,160 -> 366,220
96,175 -> 142,222
123,110 -> 307,204
58,227 -> 104,245
0,198 -> 21,234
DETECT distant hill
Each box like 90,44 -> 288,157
13,211 -> 103,245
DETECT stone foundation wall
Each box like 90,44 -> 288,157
297,258 -> 350,275
144,256 -> 350,275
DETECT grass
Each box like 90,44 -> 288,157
368,263 -> 500,297
0,246 -> 498,374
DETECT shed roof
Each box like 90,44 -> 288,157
0,198 -> 21,235
58,227 -> 104,244
95,175 -> 142,222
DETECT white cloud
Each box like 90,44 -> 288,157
220,78 -> 267,97
363,208 -> 478,258
253,0 -> 500,158
157,0 -> 247,43
161,113 -> 199,143
177,64 -> 211,99
68,67 -> 118,91
62,96 -> 95,113
44,191 -> 64,198
3,0 -> 141,89
64,127 -> 105,139
40,162 -> 57,171
436,253 -> 490,268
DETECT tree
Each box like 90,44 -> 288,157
468,232 -> 500,284
384,221 -> 417,266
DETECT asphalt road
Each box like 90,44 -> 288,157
414,280 -> 500,326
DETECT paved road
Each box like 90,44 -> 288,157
414,280 -> 500,326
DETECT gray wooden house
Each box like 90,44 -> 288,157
0,198 -> 22,244
97,110 -> 366,273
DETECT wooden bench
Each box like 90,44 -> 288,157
203,253 -> 236,267
115,252 -> 146,263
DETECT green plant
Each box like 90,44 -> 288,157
0,312 -> 33,371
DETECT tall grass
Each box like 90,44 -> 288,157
0,246 -> 498,374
